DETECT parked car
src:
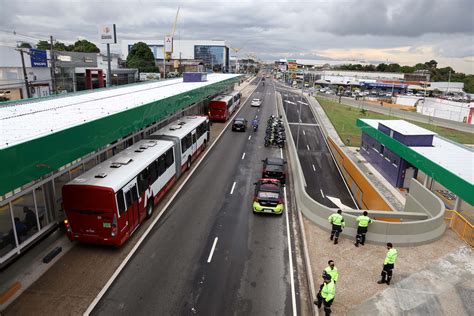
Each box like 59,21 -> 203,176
262,157 -> 287,184
251,98 -> 262,107
252,178 -> 284,215
232,118 -> 247,132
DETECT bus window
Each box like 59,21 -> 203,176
125,190 -> 132,209
157,155 -> 166,176
192,133 -> 197,144
117,190 -> 126,215
138,169 -> 148,193
149,161 -> 158,183
165,149 -> 174,168
181,138 -> 187,153
186,133 -> 192,148
131,185 -> 139,202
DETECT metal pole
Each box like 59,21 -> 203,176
50,35 -> 56,94
106,43 -> 112,87
163,57 -> 166,79
19,49 -> 31,98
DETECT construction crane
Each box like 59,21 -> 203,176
165,7 -> 180,61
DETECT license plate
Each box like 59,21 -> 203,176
263,209 -> 273,213
103,222 -> 111,228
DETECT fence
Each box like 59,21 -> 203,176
445,210 -> 474,247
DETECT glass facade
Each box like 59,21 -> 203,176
194,45 -> 228,72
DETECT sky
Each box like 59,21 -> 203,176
0,0 -> 473,74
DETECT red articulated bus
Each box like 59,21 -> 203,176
208,91 -> 241,122
63,116 -> 209,246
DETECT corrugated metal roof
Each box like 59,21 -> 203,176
0,73 -> 239,150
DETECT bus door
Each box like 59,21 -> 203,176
191,130 -> 198,160
123,180 -> 140,234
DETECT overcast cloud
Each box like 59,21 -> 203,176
1,0 -> 473,73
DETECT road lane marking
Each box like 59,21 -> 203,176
207,237 -> 218,263
283,186 -> 298,316
230,182 -> 236,194
302,130 -> 305,136
306,144 -> 310,151
312,164 -> 316,171
241,152 -> 246,160
320,189 -> 325,198
248,135 -> 251,140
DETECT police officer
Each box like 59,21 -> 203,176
328,209 -> 345,244
314,273 -> 336,315
324,260 -> 339,283
354,211 -> 372,247
378,242 -> 398,285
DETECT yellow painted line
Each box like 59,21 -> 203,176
0,281 -> 21,305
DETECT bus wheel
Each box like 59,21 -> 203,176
146,199 -> 154,219
203,140 -> 207,149
187,158 -> 191,170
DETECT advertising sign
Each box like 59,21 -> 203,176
139,73 -> 161,81
30,49 -> 48,67
99,24 -> 117,44
164,35 -> 173,53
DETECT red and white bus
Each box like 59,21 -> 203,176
62,116 -> 209,246
208,91 -> 241,122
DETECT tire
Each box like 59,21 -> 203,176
203,140 -> 207,149
146,199 -> 154,219
187,157 -> 191,170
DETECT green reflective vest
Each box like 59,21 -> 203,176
356,215 -> 372,227
321,280 -> 336,302
324,266 -> 339,282
384,248 -> 398,265
328,213 -> 345,227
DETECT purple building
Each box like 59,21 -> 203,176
360,120 -> 436,188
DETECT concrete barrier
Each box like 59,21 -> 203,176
278,94 -> 447,246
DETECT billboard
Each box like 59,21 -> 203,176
30,49 -> 48,67
164,35 -> 173,53
139,72 -> 161,81
99,24 -> 117,44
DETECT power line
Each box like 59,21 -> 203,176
0,29 -> 48,42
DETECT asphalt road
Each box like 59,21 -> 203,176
277,86 -> 356,210
91,78 -> 299,315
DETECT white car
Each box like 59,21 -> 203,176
251,98 -> 262,107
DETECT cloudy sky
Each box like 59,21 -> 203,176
1,0 -> 473,73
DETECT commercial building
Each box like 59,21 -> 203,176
121,40 -> 230,73
0,46 -> 52,101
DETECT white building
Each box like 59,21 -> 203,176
0,46 -> 52,101
121,39 -> 230,72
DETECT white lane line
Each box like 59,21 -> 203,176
241,152 -> 246,160
207,237 -> 219,263
283,186 -> 298,316
230,182 -> 236,194
302,130 -> 305,136
306,144 -> 310,151
312,164 -> 316,171
320,189 -> 325,198
248,135 -> 252,140
280,148 -> 283,159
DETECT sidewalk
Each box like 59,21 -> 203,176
300,92 -> 473,315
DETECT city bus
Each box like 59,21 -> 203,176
62,116 -> 210,246
148,115 -> 209,173
208,91 -> 241,121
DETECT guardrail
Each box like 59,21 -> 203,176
445,210 -> 474,247
278,94 -> 447,246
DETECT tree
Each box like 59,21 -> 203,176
126,42 -> 158,72
36,40 -> 74,51
36,40 -> 50,50
72,40 -> 100,53
18,42 -> 32,48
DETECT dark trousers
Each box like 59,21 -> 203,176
381,263 -> 394,284
316,291 -> 334,316
330,224 -> 342,240
355,226 -> 368,245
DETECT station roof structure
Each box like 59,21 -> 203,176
357,119 -> 474,206
0,73 -> 241,196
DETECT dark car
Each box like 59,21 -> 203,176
262,157 -> 287,184
253,178 -> 284,215
232,118 -> 247,132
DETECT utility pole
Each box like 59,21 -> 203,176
50,35 -> 56,94
18,49 -> 31,98
106,42 -> 112,87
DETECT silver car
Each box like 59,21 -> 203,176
251,98 -> 262,107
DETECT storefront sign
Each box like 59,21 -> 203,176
30,49 -> 48,67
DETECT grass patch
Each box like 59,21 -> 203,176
316,96 -> 474,146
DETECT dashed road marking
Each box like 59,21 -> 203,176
241,152 -> 246,160
312,164 -> 316,171
230,182 -> 236,194
320,189 -> 325,198
207,237 -> 218,263
307,144 -> 310,151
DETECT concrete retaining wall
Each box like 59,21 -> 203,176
279,94 -> 447,246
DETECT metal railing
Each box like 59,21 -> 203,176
445,210 -> 474,247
